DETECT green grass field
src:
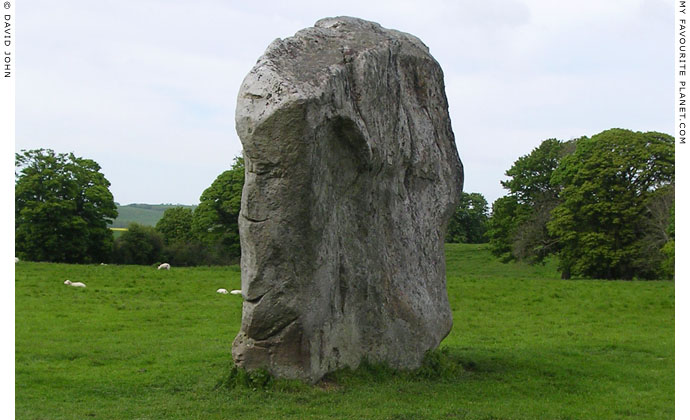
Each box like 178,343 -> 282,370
15,244 -> 674,419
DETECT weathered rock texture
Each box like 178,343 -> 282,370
232,16 -> 463,383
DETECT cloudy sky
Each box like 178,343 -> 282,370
16,0 -> 673,206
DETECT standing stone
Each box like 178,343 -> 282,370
232,16 -> 463,383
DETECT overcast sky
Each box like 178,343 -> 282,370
16,0 -> 673,206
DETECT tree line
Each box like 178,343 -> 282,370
487,128 -> 674,280
15,148 -> 491,266
15,149 -> 245,266
15,128 -> 675,279
113,156 -> 244,266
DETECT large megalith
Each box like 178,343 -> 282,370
232,16 -> 464,383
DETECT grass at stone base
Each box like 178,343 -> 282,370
15,244 -> 674,419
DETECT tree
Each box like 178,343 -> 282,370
547,129 -> 674,279
446,192 -> 489,244
635,186 -> 675,279
156,207 -> 195,245
488,138 -> 576,263
112,223 -> 165,265
501,138 -> 575,207
15,149 -> 118,263
660,203 -> 675,279
192,156 -> 244,260
155,206 -> 218,266
161,240 -> 211,267
486,195 -> 521,262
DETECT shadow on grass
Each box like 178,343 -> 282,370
214,344 -> 625,401
215,347 -> 477,392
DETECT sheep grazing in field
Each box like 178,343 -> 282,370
216,288 -> 229,294
14,257 -> 19,263
64,280 -> 86,288
157,263 -> 171,270
230,289 -> 242,295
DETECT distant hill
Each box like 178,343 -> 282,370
111,203 -> 196,228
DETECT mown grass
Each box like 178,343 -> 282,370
15,244 -> 674,419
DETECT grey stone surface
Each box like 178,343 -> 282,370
232,16 -> 463,383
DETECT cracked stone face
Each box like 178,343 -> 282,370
232,16 -> 463,383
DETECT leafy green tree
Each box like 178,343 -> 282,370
446,192 -> 489,244
548,129 -> 674,279
156,207 -> 195,245
488,138 -> 576,263
634,186 -> 675,279
112,223 -> 165,265
501,138 -> 575,207
162,240 -> 211,267
192,157 -> 244,260
156,206 -> 217,266
661,203 -> 675,279
486,195 -> 521,262
15,149 -> 118,263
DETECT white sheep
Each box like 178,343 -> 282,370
157,263 -> 171,270
14,257 -> 19,263
230,289 -> 242,295
64,280 -> 86,288
216,288 -> 229,294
